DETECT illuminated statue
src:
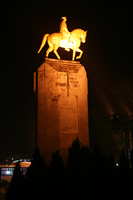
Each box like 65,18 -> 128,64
59,16 -> 71,51
59,16 -> 71,40
37,17 -> 87,60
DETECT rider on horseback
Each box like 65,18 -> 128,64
37,16 -> 87,60
59,17 -> 71,40
59,17 -> 72,51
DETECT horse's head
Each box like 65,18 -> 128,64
81,31 -> 87,43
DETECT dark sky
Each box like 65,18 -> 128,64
0,0 -> 133,161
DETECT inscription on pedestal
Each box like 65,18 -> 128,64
60,106 -> 78,133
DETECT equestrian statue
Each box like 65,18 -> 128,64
37,17 -> 87,61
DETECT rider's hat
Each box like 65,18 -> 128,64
61,16 -> 67,20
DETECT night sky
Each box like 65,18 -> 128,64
0,0 -> 133,161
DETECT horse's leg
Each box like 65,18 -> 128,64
76,48 -> 83,59
72,48 -> 76,61
53,45 -> 60,59
46,46 -> 53,57
53,50 -> 60,59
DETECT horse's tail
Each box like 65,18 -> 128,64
37,34 -> 49,54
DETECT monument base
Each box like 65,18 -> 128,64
34,58 -> 89,164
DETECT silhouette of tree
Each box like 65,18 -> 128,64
49,150 -> 64,176
6,162 -> 24,200
48,150 -> 64,199
4,138 -> 133,200
66,138 -> 91,198
24,146 -> 46,199
78,145 -> 91,171
67,137 -> 81,170
91,143 -> 103,169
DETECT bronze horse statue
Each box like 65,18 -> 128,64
37,28 -> 87,60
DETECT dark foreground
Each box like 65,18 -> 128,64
3,139 -> 133,200
0,192 -> 6,200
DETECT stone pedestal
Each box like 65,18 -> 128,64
34,58 -> 89,164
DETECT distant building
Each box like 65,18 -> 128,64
0,161 -> 31,184
1,153 -> 32,165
